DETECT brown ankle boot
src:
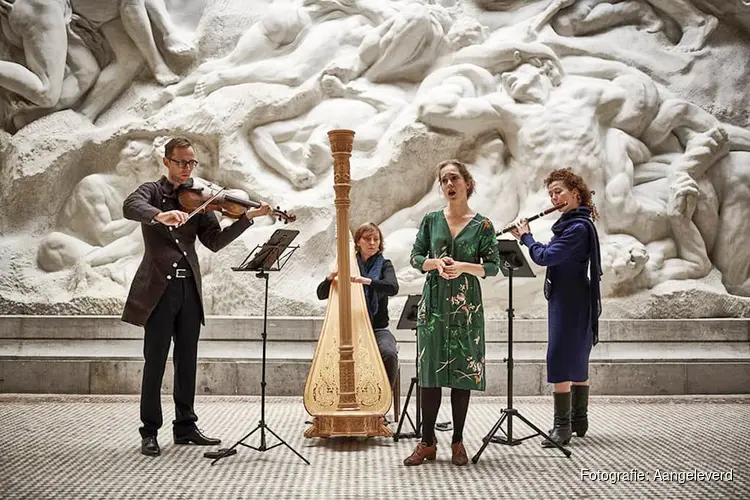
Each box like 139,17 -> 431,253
451,442 -> 469,466
403,441 -> 437,466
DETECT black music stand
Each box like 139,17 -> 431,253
472,239 -> 571,463
210,228 -> 310,465
393,295 -> 422,441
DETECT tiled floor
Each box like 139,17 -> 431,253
0,394 -> 747,499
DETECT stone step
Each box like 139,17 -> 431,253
1,341 -> 748,396
1,316 -> 747,396
2,338 -> 749,361
1,316 -> 748,342
2,355 -> 747,396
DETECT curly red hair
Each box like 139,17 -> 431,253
545,169 -> 599,221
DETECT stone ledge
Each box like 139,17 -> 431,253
1,339 -> 748,361
1,358 -> 747,396
2,316 -> 747,396
1,316 -> 748,342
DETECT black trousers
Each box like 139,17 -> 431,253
139,278 -> 202,438
374,328 -> 399,389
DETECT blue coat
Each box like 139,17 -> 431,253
521,208 -> 601,383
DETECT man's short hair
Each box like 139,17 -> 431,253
164,137 -> 192,157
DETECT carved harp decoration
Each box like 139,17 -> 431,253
303,129 -> 392,438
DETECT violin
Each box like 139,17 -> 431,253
177,177 -> 296,225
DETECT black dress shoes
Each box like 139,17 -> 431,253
141,436 -> 161,456
174,428 -> 222,446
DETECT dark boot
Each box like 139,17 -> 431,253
571,385 -> 589,437
541,392 -> 572,448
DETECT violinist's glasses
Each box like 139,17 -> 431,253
167,158 -> 199,169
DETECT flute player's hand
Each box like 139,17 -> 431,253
511,218 -> 530,239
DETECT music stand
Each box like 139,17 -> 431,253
211,228 -> 310,465
472,239 -> 571,463
393,295 -> 422,441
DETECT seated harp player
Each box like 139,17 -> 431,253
316,222 -> 400,391
303,129 -> 393,437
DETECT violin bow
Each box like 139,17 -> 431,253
174,187 -> 226,228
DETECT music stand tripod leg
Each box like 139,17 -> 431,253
513,412 -> 571,457
263,424 -> 311,465
471,411 -> 509,463
394,327 -> 421,441
210,422 -> 262,465
393,377 -> 414,440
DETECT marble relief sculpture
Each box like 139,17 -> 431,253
532,0 -> 719,51
37,139 -> 159,277
0,0 -> 196,130
415,42 -> 747,291
1,0 -> 749,317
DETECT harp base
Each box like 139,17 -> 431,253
304,411 -> 392,438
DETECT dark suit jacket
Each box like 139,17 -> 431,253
121,176 -> 253,327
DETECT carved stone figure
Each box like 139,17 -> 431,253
6,15 -> 102,131
532,0 -> 718,51
0,0 -> 72,108
163,4 -> 374,102
0,0 -> 194,130
322,0 -> 455,84
228,2 -> 486,189
71,0 -> 194,85
156,0 -> 462,105
249,74 -> 408,189
152,2 -> 311,107
74,18 -> 144,122
37,139 -> 159,274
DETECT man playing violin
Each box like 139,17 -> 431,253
122,137 -> 271,457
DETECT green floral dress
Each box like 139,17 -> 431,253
410,211 -> 500,391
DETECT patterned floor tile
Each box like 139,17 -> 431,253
0,395 -> 747,499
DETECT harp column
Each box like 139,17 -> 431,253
328,129 -> 358,410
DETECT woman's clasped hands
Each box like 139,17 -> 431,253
425,256 -> 466,280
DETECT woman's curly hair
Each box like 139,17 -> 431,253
545,168 -> 599,221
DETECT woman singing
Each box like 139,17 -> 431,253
510,168 -> 602,447
405,159 -> 500,466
